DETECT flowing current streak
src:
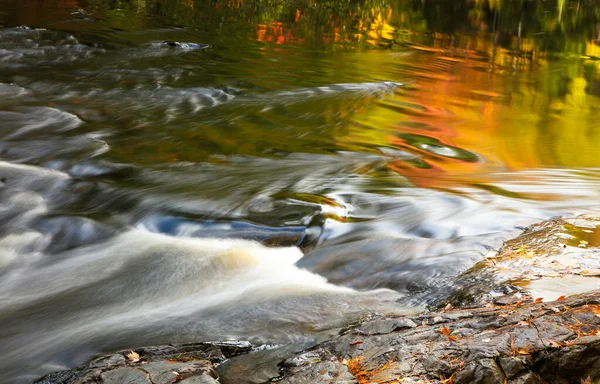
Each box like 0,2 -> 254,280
0,161 -> 410,384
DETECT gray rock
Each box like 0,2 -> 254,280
38,291 -> 600,384
273,291 -> 600,384
179,376 -> 220,384
279,360 -> 357,384
37,342 -> 234,384
509,372 -> 547,384
100,368 -> 147,384
498,357 -> 525,378
454,359 -> 506,384
356,318 -> 418,335
282,351 -> 323,367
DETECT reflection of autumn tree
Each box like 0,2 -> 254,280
80,0 -> 600,53
221,0 -> 429,46
81,0 -> 429,46
465,0 -> 600,54
76,0 -> 600,187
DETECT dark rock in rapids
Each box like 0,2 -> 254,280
36,216 -> 600,384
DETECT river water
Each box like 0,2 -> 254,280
1,0 -> 600,382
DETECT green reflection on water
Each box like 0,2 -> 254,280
2,0 -> 600,190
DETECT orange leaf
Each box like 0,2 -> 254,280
515,344 -> 535,355
440,373 -> 455,384
448,335 -> 459,342
547,339 -> 563,348
350,340 -> 363,345
556,296 -> 566,302
440,328 -> 451,336
534,298 -> 544,303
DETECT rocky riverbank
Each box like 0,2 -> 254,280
37,216 -> 600,384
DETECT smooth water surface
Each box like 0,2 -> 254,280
1,0 -> 600,382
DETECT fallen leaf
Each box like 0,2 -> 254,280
534,298 -> 544,303
547,339 -> 563,348
440,328 -> 451,336
556,296 -> 566,302
126,351 -> 140,362
350,340 -> 363,345
448,335 -> 459,342
440,373 -> 454,384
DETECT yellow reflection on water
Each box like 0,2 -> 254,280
339,33 -> 600,189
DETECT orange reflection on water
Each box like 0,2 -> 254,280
340,28 -> 600,190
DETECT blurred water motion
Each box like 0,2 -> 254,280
1,0 -> 600,382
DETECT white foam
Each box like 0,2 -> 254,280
0,107 -> 82,139
0,231 -> 48,268
0,228 -> 342,306
0,160 -> 69,176
0,227 -> 377,383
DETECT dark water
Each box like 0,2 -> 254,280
1,0 -> 600,382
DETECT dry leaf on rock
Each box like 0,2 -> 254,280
126,351 -> 140,362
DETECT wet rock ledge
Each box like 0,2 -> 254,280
278,291 -> 600,384
37,216 -> 600,384
37,341 -> 252,384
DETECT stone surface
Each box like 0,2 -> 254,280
36,294 -> 600,384
272,291 -> 600,383
442,214 -> 600,308
37,342 -> 229,384
356,318 -> 418,335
